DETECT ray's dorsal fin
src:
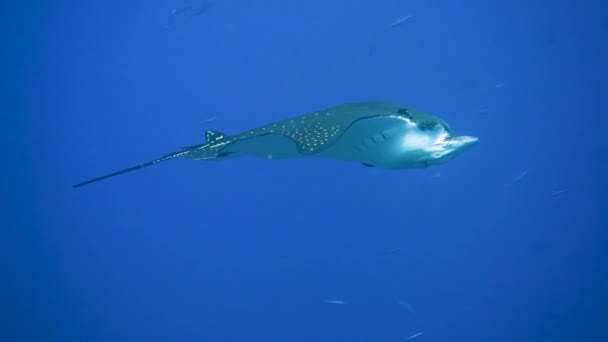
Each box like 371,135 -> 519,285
205,130 -> 226,143
180,130 -> 227,150
72,150 -> 190,188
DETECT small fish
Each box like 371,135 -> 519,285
396,298 -> 414,312
172,5 -> 192,15
163,24 -> 181,35
510,170 -> 528,185
551,189 -> 568,197
368,15 -> 413,56
405,331 -> 424,340
324,298 -> 345,305
380,247 -> 402,256
390,15 -> 412,28
173,1 -> 214,16
199,116 -> 217,125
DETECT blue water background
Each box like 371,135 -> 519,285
3,0 -> 606,341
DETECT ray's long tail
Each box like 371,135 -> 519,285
72,150 -> 191,188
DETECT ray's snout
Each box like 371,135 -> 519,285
452,135 -> 479,150
435,134 -> 478,164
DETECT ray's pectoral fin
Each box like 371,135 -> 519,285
219,133 -> 301,159
362,163 -> 375,167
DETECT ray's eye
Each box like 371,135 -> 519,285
397,108 -> 412,120
418,121 -> 438,131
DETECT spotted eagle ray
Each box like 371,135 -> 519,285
73,101 -> 477,188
